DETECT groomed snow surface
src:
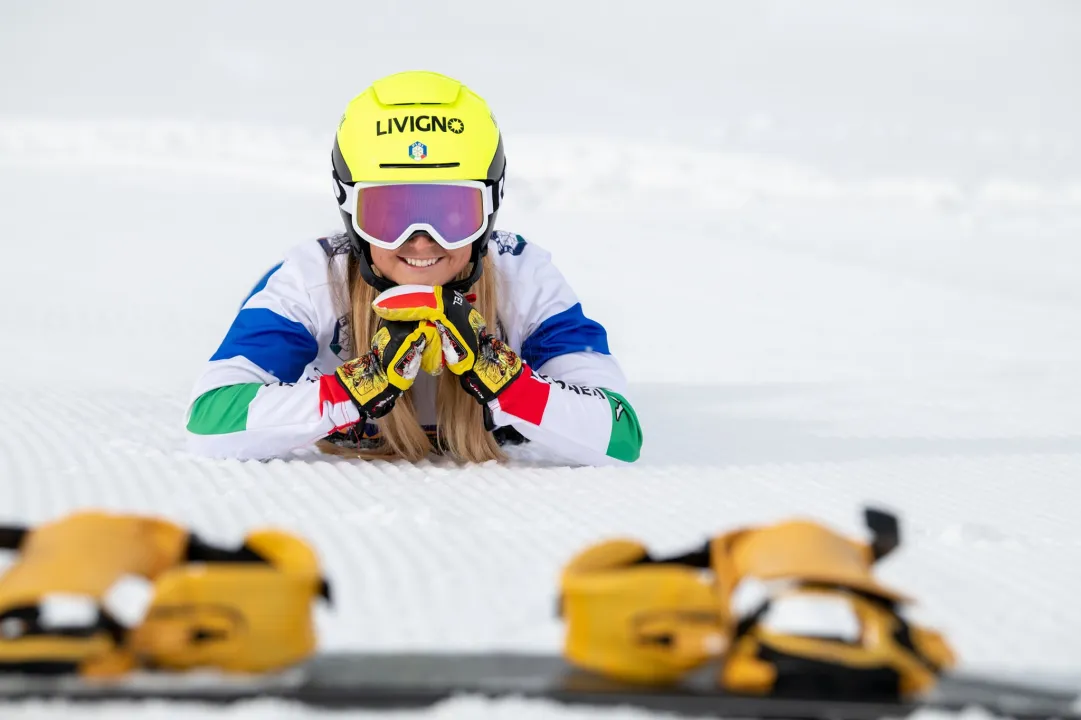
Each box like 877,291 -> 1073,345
2,1 -> 1081,717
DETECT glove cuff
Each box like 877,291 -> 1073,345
458,334 -> 525,404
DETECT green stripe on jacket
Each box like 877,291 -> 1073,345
603,389 -> 643,462
186,384 -> 262,435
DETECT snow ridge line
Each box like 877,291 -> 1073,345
1,118 -> 1080,209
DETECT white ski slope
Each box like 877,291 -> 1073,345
2,1 -> 1081,718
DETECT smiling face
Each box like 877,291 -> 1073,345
368,233 -> 473,286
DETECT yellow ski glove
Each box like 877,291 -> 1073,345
372,285 -> 524,404
333,318 -> 441,418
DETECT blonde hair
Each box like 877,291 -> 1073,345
317,248 -> 506,464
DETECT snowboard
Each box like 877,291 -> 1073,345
0,652 -> 1077,719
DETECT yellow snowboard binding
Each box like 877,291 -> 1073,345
559,508 -> 955,700
0,511 -> 331,677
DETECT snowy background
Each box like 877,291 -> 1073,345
2,0 -> 1081,717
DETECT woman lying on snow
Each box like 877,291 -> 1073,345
184,70 -> 642,466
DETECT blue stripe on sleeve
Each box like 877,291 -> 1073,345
209,308 -> 318,383
520,303 -> 611,369
241,263 -> 283,308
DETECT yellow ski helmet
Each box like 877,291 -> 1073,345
331,70 -> 506,292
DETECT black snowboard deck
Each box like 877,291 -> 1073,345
0,653 -> 1077,719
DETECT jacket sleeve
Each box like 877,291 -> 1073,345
487,351 -> 643,465
183,253 -> 361,461
487,234 -> 643,465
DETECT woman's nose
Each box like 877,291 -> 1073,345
405,232 -> 436,248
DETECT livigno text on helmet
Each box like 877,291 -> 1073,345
376,116 -> 465,135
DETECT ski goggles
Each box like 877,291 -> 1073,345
337,180 -> 496,251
